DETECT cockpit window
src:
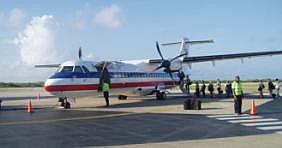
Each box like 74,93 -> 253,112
60,66 -> 73,72
74,66 -> 83,73
82,66 -> 90,73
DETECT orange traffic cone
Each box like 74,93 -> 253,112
37,93 -> 40,100
27,100 -> 34,113
250,99 -> 257,115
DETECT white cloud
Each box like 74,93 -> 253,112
14,15 -> 59,65
8,8 -> 26,27
94,4 -> 125,29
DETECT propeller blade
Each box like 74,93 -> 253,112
168,71 -> 174,81
170,53 -> 187,62
156,41 -> 164,60
154,65 -> 163,71
78,47 -> 82,60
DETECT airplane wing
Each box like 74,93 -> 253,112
182,50 -> 282,63
149,50 -> 282,64
34,64 -> 60,68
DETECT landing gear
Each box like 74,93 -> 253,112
118,95 -> 127,100
156,91 -> 167,100
58,97 -> 71,109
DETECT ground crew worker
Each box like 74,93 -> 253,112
102,82 -> 110,107
232,75 -> 244,115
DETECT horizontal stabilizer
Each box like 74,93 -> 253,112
161,40 -> 214,46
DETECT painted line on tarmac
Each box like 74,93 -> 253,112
207,114 -> 248,118
256,126 -> 282,131
0,112 -> 136,126
228,118 -> 279,123
216,116 -> 261,120
241,122 -> 282,127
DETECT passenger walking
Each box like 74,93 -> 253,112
195,81 -> 200,97
225,81 -> 232,98
208,81 -> 214,98
217,79 -> 222,96
268,79 -> 275,98
185,75 -> 192,94
102,81 -> 110,107
258,80 -> 265,99
232,75 -> 244,115
200,81 -> 206,97
274,78 -> 280,98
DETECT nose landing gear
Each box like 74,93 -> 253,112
58,97 -> 71,109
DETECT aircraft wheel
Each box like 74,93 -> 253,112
156,91 -> 166,100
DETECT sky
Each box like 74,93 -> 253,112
0,0 -> 282,82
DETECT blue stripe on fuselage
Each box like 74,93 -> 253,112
49,72 -> 178,79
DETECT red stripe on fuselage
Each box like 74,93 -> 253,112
44,81 -> 178,92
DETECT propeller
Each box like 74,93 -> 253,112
154,41 -> 186,80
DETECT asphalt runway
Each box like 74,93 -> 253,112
0,89 -> 282,148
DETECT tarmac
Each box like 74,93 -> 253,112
0,88 -> 282,148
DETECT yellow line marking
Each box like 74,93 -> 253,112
0,112 -> 135,126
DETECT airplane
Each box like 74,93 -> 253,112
36,37 -> 282,108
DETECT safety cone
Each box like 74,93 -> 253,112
250,99 -> 257,115
27,100 -> 34,113
37,93 -> 40,100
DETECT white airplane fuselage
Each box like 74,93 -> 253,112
44,60 -> 182,98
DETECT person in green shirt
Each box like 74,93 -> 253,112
102,82 -> 110,107
232,75 -> 243,115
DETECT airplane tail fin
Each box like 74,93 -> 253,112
161,38 -> 214,59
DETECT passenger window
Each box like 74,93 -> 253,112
74,66 -> 83,73
61,66 -> 73,72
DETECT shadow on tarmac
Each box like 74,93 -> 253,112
0,94 -> 281,147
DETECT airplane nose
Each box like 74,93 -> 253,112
44,78 -> 60,92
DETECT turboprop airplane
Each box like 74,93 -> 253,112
36,38 -> 282,108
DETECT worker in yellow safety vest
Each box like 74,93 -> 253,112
102,82 -> 110,107
232,75 -> 244,115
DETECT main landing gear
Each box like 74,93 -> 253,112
58,97 -> 71,109
156,90 -> 167,100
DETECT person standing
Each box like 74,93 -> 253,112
217,79 -> 222,96
185,75 -> 192,94
195,81 -> 200,97
102,81 -> 110,107
232,75 -> 244,115
208,81 -> 214,98
268,79 -> 275,98
200,81 -> 206,97
274,78 -> 280,98
258,80 -> 265,99
225,81 -> 232,98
